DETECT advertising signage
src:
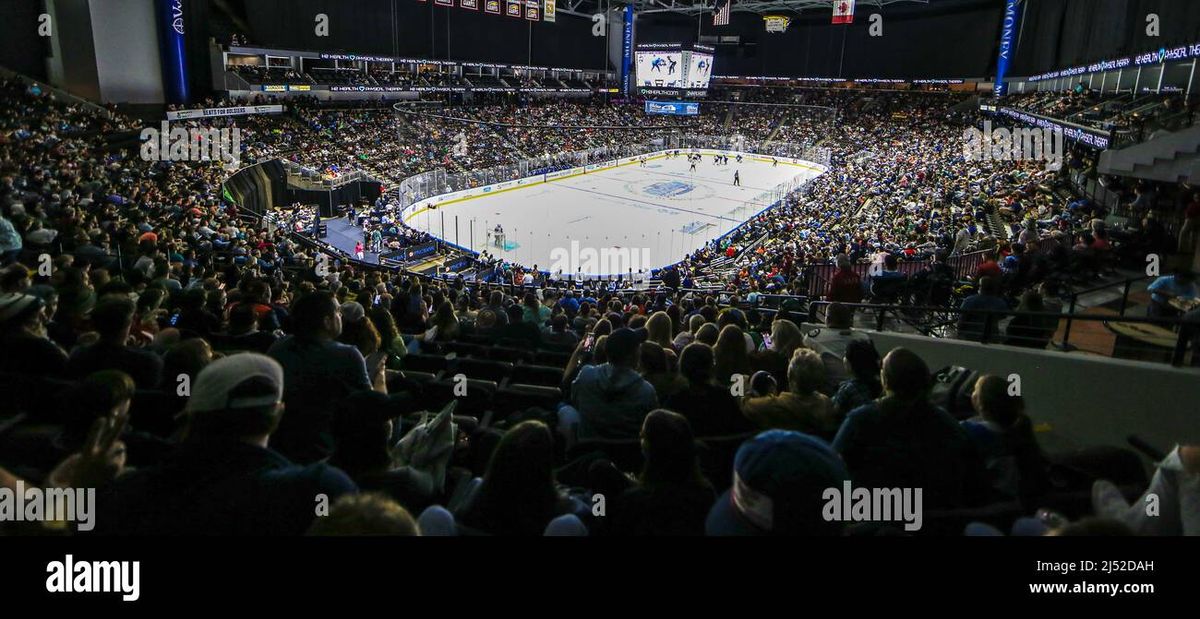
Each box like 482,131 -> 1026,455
645,101 -> 699,116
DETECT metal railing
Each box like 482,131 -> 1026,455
807,299 -> 1197,368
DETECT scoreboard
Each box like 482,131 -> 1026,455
635,43 -> 715,98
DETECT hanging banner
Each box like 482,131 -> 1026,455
994,0 -> 1022,96
543,0 -> 555,22
485,0 -> 501,13
156,0 -> 190,105
621,5 -> 634,96
525,0 -> 539,20
763,15 -> 790,33
460,0 -> 478,8
434,0 -> 452,6
506,0 -> 521,17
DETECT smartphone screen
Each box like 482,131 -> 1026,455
582,334 -> 596,352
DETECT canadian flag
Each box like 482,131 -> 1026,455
832,0 -> 855,24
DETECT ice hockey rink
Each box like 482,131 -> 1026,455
402,152 -> 825,277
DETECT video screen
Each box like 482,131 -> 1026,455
636,51 -> 684,88
686,52 -> 714,89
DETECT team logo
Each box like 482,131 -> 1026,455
644,181 -> 695,198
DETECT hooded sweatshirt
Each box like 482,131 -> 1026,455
571,363 -> 658,440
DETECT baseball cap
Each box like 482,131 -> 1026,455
706,430 -> 850,536
187,353 -> 284,413
340,301 -> 366,323
605,327 -> 645,361
0,293 -> 43,326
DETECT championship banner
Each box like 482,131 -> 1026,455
460,0 -> 478,8
506,0 -> 521,17
485,0 -> 501,13
543,0 -> 555,22
832,0 -> 854,24
763,15 -> 790,33
525,0 -> 539,21
434,0 -> 452,5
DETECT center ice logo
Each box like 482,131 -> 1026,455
644,181 -> 695,198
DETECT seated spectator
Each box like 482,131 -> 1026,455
665,342 -> 753,437
960,375 -> 1049,506
611,410 -> 716,536
542,313 -> 579,348
329,391 -> 435,511
562,327 -> 658,441
833,348 -> 985,509
268,291 -> 378,463
1092,445 -> 1200,536
706,430 -> 851,536
307,493 -> 420,536
1146,268 -> 1197,318
93,353 -> 357,535
221,302 -> 279,353
713,324 -> 751,386
750,318 -> 803,387
831,339 -> 882,422
1003,288 -> 1059,349
957,276 -> 1009,342
741,349 -> 837,438
868,254 -> 907,301
458,420 -> 583,536
803,303 -> 871,388
672,314 -> 706,350
639,341 -> 685,402
0,291 -> 68,376
67,295 -> 164,389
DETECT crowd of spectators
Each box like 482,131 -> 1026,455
0,74 -> 1196,538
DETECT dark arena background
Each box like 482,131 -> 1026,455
1,0 -> 1199,607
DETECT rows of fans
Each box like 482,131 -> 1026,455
1,75 -> 1196,536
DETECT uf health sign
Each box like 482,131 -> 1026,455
645,101 -> 699,116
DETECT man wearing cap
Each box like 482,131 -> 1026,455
706,430 -> 850,536
92,353 -> 357,535
562,327 -> 658,441
0,291 -> 67,376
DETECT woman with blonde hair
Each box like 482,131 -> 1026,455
751,318 -> 804,386
644,311 -> 674,350
672,314 -> 706,349
713,324 -> 750,387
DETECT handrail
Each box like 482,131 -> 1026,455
807,299 -> 1197,367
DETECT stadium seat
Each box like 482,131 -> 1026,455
455,358 -> 513,383
403,353 -> 451,374
507,364 -> 565,388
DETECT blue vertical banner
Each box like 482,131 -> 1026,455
158,0 -> 190,104
621,6 -> 634,96
994,0 -> 1022,97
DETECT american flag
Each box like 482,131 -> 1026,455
713,0 -> 731,26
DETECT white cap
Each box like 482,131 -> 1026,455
187,353 -> 284,413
